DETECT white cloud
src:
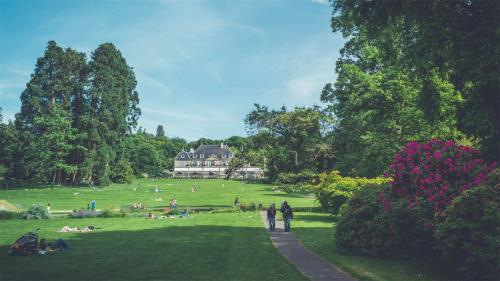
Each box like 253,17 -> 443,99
311,0 -> 329,5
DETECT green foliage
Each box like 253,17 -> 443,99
110,158 -> 134,183
335,185 -> 433,258
237,201 -> 257,212
434,170 -> 500,278
275,170 -> 319,185
312,171 -> 389,213
155,125 -> 165,138
321,40 -> 464,177
23,204 -> 50,219
123,134 -> 164,177
6,41 -> 141,186
274,170 -> 319,193
100,209 -> 126,218
330,0 -> 500,168
245,104 -> 335,181
165,208 -> 180,216
69,210 -> 100,218
0,210 -> 22,220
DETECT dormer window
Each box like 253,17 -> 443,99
181,155 -> 185,159
193,154 -> 198,158
200,154 -> 205,158
222,154 -> 226,158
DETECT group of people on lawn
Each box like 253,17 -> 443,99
267,201 -> 293,232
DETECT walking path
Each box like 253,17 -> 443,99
259,211 -> 355,281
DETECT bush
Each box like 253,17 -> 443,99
110,158 -> 134,184
335,184 -> 433,258
434,169 -> 500,279
100,209 -> 126,218
23,204 -> 50,219
0,210 -> 22,220
276,170 -> 320,185
274,170 -> 319,193
387,139 -> 496,229
165,209 -> 180,216
209,208 -> 236,214
312,170 -> 389,213
69,210 -> 100,218
238,202 -> 257,212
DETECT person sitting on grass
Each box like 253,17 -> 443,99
147,212 -> 157,219
39,238 -> 68,254
180,209 -> 189,218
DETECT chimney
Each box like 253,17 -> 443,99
190,148 -> 194,153
220,143 -> 224,148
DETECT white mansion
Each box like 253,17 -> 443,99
173,144 -> 262,179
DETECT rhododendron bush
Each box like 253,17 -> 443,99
386,139 -> 496,227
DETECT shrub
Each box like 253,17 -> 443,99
100,209 -> 126,218
238,202 -> 257,211
276,170 -> 320,185
434,169 -> 500,279
387,139 -> 496,229
274,170 -> 319,193
69,210 -> 100,218
209,208 -> 236,214
0,210 -> 22,220
165,209 -> 180,216
110,158 -> 134,184
23,204 -> 50,219
335,184 -> 433,258
313,170 -> 389,213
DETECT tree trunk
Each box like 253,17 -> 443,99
72,166 -> 78,185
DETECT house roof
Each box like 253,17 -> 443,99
175,144 -> 233,161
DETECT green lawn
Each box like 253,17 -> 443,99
0,213 -> 308,281
0,180 -> 467,281
0,179 -> 317,211
292,212 -> 456,281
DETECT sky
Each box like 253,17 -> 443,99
0,0 -> 345,140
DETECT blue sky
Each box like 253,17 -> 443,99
0,0 -> 344,140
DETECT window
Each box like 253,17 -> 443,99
200,154 -> 204,158
180,155 -> 185,159
222,154 -> 226,158
193,154 -> 198,158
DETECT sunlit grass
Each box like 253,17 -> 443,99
0,178 -> 317,211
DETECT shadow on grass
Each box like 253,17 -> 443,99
292,226 -> 474,281
0,225 -> 308,281
262,192 -> 313,198
295,213 -> 337,223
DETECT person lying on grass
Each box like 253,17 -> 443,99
38,239 -> 68,254
59,226 -> 96,233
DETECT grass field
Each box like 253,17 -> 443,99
0,213 -> 308,281
0,179 -> 465,281
0,179 -> 317,211
292,212 -> 456,281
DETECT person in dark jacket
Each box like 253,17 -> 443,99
280,201 -> 293,232
267,204 -> 277,231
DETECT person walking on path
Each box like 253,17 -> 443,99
267,204 -> 276,231
90,200 -> 96,212
280,201 -> 293,232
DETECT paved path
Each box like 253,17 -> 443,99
260,211 -> 355,281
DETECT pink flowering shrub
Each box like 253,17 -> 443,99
386,139 -> 496,228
